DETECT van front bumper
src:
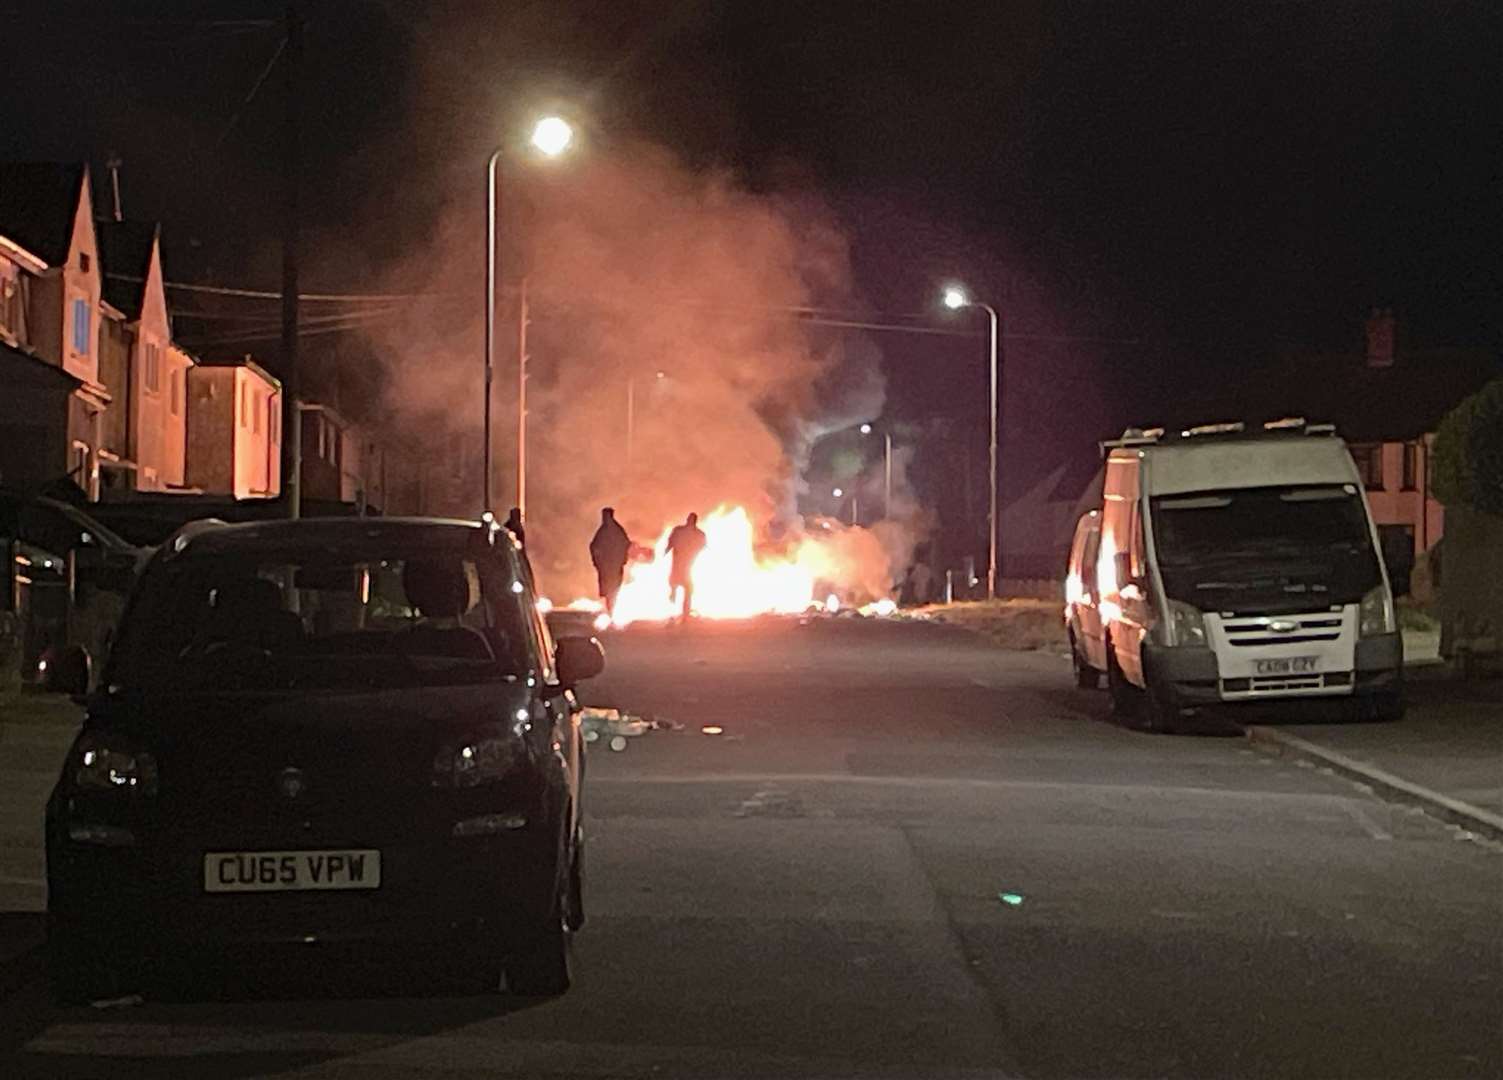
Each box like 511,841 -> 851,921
1145,631 -> 1403,706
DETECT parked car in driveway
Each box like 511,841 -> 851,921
2,491 -> 146,689
45,516 -> 604,1002
1064,509 -> 1106,688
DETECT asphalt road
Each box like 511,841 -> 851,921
2,617 -> 1499,1079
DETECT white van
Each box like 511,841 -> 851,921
1096,420 -> 1404,730
1064,510 -> 1106,687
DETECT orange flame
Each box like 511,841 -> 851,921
568,505 -> 890,627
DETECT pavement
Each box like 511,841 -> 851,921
1,617 -> 1499,1079
1242,675 -> 1503,839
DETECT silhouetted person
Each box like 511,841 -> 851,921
589,507 -> 632,617
503,507 -> 525,549
666,512 -> 708,619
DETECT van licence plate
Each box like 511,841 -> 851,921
1254,656 -> 1319,676
204,850 -> 381,893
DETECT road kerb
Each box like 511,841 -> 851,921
1244,725 -> 1503,842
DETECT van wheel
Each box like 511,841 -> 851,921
1138,656 -> 1181,734
1106,644 -> 1138,719
1141,681 -> 1180,734
1071,637 -> 1101,690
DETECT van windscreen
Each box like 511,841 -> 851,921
1151,485 -> 1382,612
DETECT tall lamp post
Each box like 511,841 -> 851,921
483,115 -> 575,517
941,284 -> 1001,598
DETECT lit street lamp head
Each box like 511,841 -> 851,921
530,116 -> 574,158
859,423 -> 873,435
941,285 -> 969,310
832,487 -> 844,498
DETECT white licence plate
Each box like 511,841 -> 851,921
203,849 -> 381,893
1254,656 -> 1319,675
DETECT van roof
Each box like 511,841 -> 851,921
1113,435 -> 1360,496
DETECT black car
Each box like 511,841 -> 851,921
45,516 -> 603,1002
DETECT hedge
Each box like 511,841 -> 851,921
1432,377 -> 1503,514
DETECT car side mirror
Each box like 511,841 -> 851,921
48,644 -> 91,696
554,635 -> 605,687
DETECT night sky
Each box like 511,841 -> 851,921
4,1 -> 1499,536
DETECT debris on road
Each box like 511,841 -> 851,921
998,892 -> 1025,906
909,599 -> 1067,652
580,707 -> 653,742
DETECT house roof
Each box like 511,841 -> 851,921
1269,348 -> 1501,442
95,219 -> 159,317
194,354 -> 282,389
0,163 -> 86,266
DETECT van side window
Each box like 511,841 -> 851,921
1082,530 -> 1100,590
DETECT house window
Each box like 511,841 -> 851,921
170,369 -> 181,415
252,392 -> 261,434
144,342 -> 161,393
1402,443 -> 1418,491
79,252 -> 90,273
1351,444 -> 1384,491
71,299 -> 91,354
239,383 -> 248,428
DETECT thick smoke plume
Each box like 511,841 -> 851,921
364,142 -> 905,597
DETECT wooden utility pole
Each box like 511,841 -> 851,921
282,3 -> 303,518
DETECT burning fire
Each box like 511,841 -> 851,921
559,505 -> 895,627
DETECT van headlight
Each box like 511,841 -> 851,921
1359,585 -> 1395,637
1166,600 -> 1207,647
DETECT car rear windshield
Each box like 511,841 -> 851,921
110,547 -> 533,692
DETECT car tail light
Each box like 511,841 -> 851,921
72,733 -> 158,796
432,734 -> 524,788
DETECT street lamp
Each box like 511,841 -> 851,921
940,283 -> 1001,598
484,114 -> 576,517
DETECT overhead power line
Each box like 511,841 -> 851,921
125,275 -> 1143,345
211,34 -> 289,151
108,274 -> 428,304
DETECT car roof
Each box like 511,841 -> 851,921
166,516 -> 518,562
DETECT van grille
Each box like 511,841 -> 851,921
1220,612 -> 1344,647
1222,671 -> 1353,695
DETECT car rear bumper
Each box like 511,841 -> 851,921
47,824 -> 559,956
